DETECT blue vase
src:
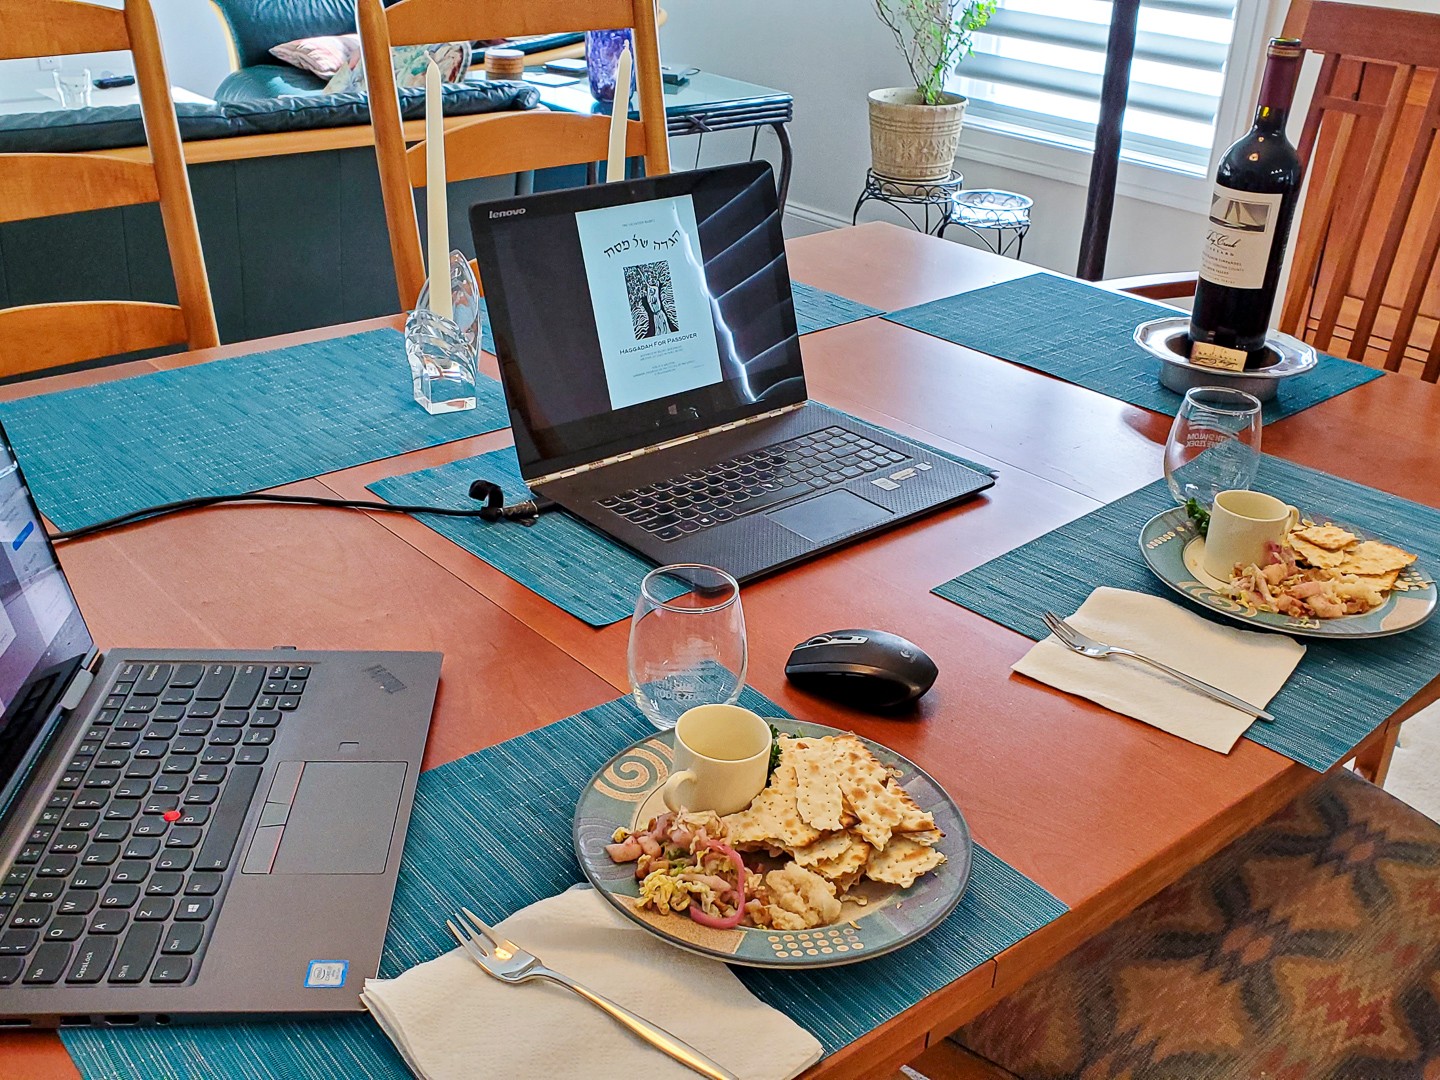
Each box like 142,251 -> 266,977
586,28 -> 636,104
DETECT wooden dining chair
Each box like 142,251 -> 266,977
0,0 -> 219,377
357,0 -> 671,310
1112,1 -> 1440,383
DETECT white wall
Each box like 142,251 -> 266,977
0,0 -> 233,105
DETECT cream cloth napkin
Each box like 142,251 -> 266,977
1012,586 -> 1305,753
361,887 -> 823,1080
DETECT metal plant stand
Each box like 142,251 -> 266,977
939,189 -> 1033,258
854,172 -> 1032,258
852,169 -> 966,235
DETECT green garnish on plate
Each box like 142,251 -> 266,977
1185,497 -> 1211,536
767,723 -> 794,780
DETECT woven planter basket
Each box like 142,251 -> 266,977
867,88 -> 968,182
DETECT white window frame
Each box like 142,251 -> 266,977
951,0 -> 1277,212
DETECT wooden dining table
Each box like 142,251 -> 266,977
5,221 -> 1438,1080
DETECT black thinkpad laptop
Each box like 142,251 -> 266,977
469,161 -> 994,582
0,427 -> 440,1027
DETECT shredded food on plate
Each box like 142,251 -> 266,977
1225,523 -> 1418,620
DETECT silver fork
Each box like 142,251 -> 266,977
1041,611 -> 1275,723
446,907 -> 738,1080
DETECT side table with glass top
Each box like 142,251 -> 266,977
530,70 -> 794,210
853,169 -> 1032,257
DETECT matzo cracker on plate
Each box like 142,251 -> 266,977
1292,524 -> 1357,550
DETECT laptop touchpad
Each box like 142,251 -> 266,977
766,489 -> 893,544
269,762 -> 406,875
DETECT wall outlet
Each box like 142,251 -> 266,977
36,57 -> 62,72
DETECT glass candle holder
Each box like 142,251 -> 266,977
53,69 -> 93,110
405,251 -> 481,414
586,28 -> 636,104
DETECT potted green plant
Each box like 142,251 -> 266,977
869,0 -> 995,182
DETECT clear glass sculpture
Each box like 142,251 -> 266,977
405,251 -> 480,414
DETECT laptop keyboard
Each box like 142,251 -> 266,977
0,661 -> 309,990
596,426 -> 916,542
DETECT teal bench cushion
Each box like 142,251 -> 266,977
0,80 -> 538,153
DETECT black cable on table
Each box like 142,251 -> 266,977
49,488 -> 553,543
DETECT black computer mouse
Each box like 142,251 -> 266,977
784,629 -> 938,711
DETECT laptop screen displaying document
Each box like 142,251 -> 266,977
472,162 -> 805,479
0,433 -> 92,821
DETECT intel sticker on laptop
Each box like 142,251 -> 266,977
305,960 -> 348,988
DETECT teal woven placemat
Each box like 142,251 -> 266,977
371,446 -> 654,627
792,281 -> 883,335
933,455 -> 1440,772
885,274 -> 1382,424
61,688 -> 1066,1076
368,405 -> 999,626
0,329 -> 509,534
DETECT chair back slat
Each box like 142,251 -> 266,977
0,153 -> 159,223
1277,1 -> 1440,381
359,0 -> 671,308
1279,65 -> 1355,337
1383,111 -> 1440,377
1348,72 -> 1440,361
405,113 -> 649,186
1294,52 -> 1340,164
1425,325 -> 1440,382
127,0 -> 217,353
0,0 -> 127,60
385,0 -> 637,46
0,302 -> 187,376
1307,63 -> 1412,352
0,0 -> 218,375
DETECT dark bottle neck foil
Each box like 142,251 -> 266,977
1253,41 -> 1303,133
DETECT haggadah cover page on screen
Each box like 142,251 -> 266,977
575,194 -> 724,409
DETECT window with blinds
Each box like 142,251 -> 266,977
954,0 -> 1237,174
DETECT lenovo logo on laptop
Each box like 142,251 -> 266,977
364,664 -> 407,694
489,207 -> 526,218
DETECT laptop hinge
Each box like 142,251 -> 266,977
58,667 -> 95,713
529,402 -> 806,489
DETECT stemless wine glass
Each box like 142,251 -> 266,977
1163,386 -> 1263,508
628,564 -> 747,730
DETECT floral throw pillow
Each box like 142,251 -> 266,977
323,41 -> 472,95
269,34 -> 362,80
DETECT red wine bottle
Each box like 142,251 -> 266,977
1188,38 -> 1305,371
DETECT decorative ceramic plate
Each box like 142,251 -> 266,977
1139,505 -> 1437,639
572,719 -> 972,968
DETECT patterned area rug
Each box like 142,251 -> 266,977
956,770 -> 1440,1079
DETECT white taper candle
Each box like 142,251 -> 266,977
425,57 -> 453,320
605,43 -> 633,184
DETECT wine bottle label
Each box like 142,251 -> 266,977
1198,184 -> 1286,290
1190,341 -> 1249,371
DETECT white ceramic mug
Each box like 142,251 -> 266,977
1202,489 -> 1300,580
660,704 -> 771,816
